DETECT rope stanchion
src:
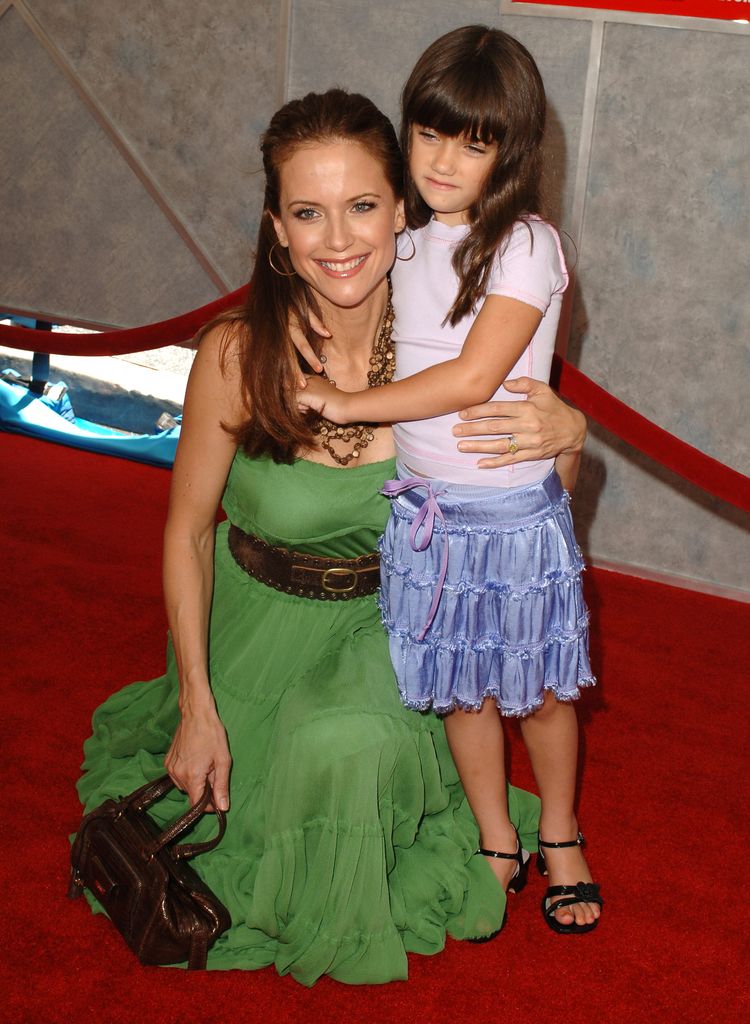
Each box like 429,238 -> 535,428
1,295 -> 747,513
554,355 -> 750,514
0,286 -> 247,356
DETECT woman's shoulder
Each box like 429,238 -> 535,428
187,316 -> 248,422
193,317 -> 249,387
196,316 -> 247,362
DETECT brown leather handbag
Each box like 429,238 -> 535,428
68,774 -> 231,970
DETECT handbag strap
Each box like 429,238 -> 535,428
127,774 -> 178,812
172,804 -> 227,861
133,775 -> 228,861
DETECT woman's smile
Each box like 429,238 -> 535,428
315,254 -> 369,277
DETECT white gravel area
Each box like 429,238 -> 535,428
0,339 -> 193,406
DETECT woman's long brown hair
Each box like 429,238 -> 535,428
400,26 -> 547,326
199,89 -> 403,463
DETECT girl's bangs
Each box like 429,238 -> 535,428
407,77 -> 506,143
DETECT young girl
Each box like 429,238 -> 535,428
297,26 -> 603,934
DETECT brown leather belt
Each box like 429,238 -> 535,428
227,524 -> 380,601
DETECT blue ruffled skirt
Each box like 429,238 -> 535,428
379,467 -> 595,716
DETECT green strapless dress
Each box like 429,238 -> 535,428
78,452 -> 540,986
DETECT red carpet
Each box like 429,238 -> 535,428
2,433 -> 747,1024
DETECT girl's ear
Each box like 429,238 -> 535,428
394,199 -> 406,234
271,214 -> 289,248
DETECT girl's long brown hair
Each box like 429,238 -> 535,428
400,26 -> 546,326
200,89 -> 403,463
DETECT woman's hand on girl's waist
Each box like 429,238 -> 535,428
453,377 -> 586,469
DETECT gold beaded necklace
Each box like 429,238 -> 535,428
311,288 -> 395,467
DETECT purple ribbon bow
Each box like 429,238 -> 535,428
382,477 -> 449,641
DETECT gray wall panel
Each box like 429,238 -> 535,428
568,22 -> 749,591
503,14 -> 592,230
0,6 -> 218,327
571,22 -> 749,472
287,0 -> 501,124
26,0 -> 286,290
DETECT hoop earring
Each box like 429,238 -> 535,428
268,241 -> 297,277
395,231 -> 416,262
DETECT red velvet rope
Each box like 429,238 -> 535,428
1,298 -> 748,513
0,286 -> 248,356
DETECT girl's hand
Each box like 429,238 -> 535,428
297,376 -> 352,423
296,375 -> 331,415
289,313 -> 329,386
453,377 -> 586,469
165,705 -> 232,812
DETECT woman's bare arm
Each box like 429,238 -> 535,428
162,326 -> 244,809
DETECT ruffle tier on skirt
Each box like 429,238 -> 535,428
379,469 -> 596,716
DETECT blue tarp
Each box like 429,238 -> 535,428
0,375 -> 179,467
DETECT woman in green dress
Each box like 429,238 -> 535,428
78,90 -> 587,986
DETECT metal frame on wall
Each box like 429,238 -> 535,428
502,0 -> 750,32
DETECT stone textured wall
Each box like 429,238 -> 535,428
0,0 -> 747,591
566,20 -> 749,594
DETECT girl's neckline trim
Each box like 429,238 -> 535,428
425,218 -> 470,242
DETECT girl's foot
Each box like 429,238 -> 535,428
537,829 -> 602,930
477,823 -> 530,893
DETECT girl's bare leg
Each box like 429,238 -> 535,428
519,691 -> 600,927
443,697 -> 520,890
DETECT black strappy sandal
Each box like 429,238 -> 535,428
537,831 -> 603,935
468,828 -> 531,943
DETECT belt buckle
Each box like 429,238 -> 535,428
321,567 -> 358,594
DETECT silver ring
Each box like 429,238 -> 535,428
508,434 -> 519,455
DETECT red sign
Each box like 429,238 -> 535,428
511,0 -> 749,21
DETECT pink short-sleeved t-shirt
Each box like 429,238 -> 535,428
391,216 -> 569,487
